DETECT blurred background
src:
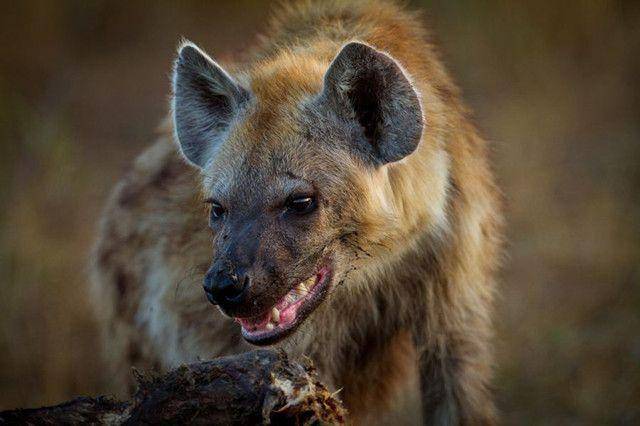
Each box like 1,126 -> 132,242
0,0 -> 638,423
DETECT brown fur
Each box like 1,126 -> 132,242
91,1 -> 503,424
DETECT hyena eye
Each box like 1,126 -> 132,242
206,199 -> 226,219
286,195 -> 316,215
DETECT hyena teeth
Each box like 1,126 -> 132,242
305,276 -> 315,288
266,322 -> 274,331
271,307 -> 280,323
302,277 -> 314,290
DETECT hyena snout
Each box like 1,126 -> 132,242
203,264 -> 250,312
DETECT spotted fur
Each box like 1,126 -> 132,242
91,1 -> 503,424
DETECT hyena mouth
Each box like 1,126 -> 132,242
235,264 -> 333,345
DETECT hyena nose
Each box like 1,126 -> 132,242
203,267 -> 249,310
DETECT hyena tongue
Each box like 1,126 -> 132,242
236,311 -> 271,332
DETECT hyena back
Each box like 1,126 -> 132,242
91,1 -> 503,424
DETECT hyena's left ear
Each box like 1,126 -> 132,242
172,41 -> 252,168
319,42 -> 423,165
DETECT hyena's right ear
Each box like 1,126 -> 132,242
172,42 -> 252,168
318,42 -> 423,165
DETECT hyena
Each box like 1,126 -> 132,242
91,0 -> 503,424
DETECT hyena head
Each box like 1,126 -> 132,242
172,41 -> 439,345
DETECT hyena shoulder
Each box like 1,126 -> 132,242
90,135 -> 247,392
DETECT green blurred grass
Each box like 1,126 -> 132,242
1,1 -> 639,423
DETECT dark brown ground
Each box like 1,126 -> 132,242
1,1 -> 639,424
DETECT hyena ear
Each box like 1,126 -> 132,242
319,42 -> 423,165
172,42 -> 252,168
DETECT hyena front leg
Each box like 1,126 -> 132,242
416,336 -> 496,425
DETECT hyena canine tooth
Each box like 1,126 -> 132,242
91,1 -> 503,424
